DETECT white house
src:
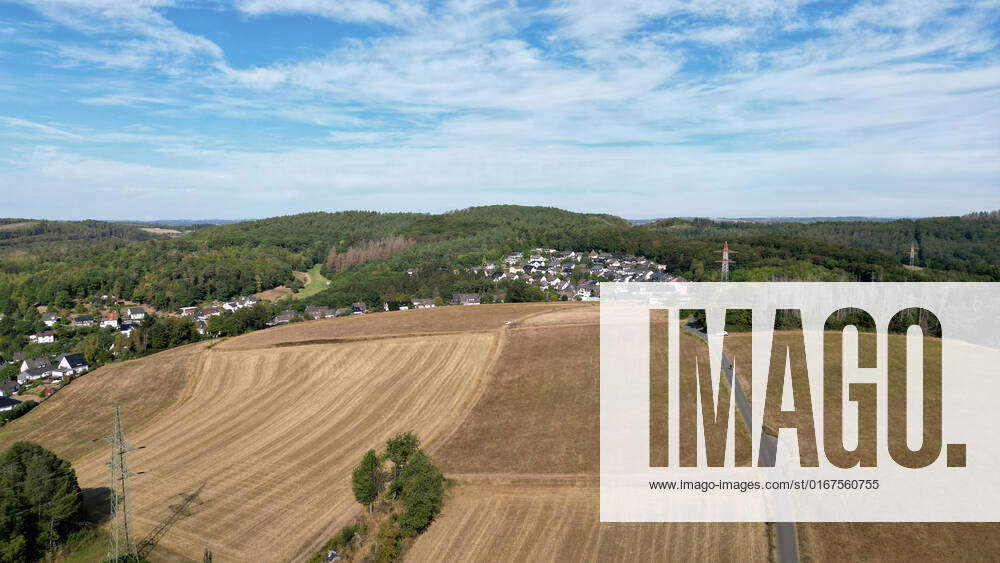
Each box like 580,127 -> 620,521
20,357 -> 51,373
29,331 -> 56,344
57,353 -> 89,375
101,311 -> 119,328
126,307 -> 146,321
41,313 -> 59,327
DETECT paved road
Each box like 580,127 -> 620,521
681,324 -> 800,563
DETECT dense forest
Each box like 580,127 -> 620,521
642,212 -> 1000,280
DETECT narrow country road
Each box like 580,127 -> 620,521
681,324 -> 800,563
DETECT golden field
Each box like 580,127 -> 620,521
0,302 -> 993,561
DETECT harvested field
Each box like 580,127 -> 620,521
517,301 -> 597,326
216,301 -> 569,351
140,227 -> 182,236
253,285 -> 294,301
0,220 -> 38,231
2,302 -> 989,562
407,477 -> 768,563
1,330 -> 498,561
0,341 -> 210,461
424,312 -> 767,562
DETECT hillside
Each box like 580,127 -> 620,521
0,303 -> 767,561
5,206 -> 993,327
1,304 -> 998,561
0,218 -> 157,258
642,212 -> 1000,281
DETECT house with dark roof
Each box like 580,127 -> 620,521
271,310 -> 295,324
20,357 -> 51,373
0,381 -> 19,397
72,315 -> 94,327
0,396 -> 21,412
17,367 -> 49,384
352,302 -> 368,315
57,353 -> 89,375
126,307 -> 146,321
41,312 -> 59,327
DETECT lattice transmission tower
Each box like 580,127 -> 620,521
909,243 -> 918,267
106,405 -> 138,561
715,241 -> 736,282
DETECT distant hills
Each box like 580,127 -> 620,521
630,216 -> 906,225
0,206 -> 996,323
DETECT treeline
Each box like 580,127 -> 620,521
1,207 -> 993,326
644,213 -> 1000,280
687,307 -> 942,337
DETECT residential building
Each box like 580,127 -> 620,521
0,397 -> 21,412
101,311 -> 120,328
451,293 -> 482,306
57,353 -> 89,375
29,331 -> 56,344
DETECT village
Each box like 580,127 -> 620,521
265,248 -> 684,323
0,248 -> 680,409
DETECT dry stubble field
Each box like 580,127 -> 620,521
0,301 -> 989,561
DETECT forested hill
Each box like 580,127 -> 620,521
0,218 -> 157,257
0,206 -> 996,321
642,211 -> 1000,280
0,207 -> 631,314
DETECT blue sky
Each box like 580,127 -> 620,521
0,0 -> 998,220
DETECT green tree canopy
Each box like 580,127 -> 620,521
0,441 -> 83,561
351,449 -> 383,510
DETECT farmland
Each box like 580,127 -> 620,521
0,302 -> 994,560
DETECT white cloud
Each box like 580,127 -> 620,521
2,0 -> 999,217
0,116 -> 82,140
235,0 -> 428,26
22,0 -> 222,70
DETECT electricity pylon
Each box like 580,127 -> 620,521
106,405 -> 138,561
909,243 -> 918,267
715,241 -> 736,282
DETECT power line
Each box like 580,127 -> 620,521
106,405 -> 138,561
715,241 -> 736,282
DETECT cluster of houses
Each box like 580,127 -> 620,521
29,307 -> 148,344
14,352 -> 89,386
475,248 -> 683,300
179,296 -> 260,333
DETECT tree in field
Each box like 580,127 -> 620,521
385,433 -> 420,479
395,451 -> 444,537
351,449 -> 383,512
0,442 -> 83,560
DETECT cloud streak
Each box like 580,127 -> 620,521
1,0 -> 998,218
